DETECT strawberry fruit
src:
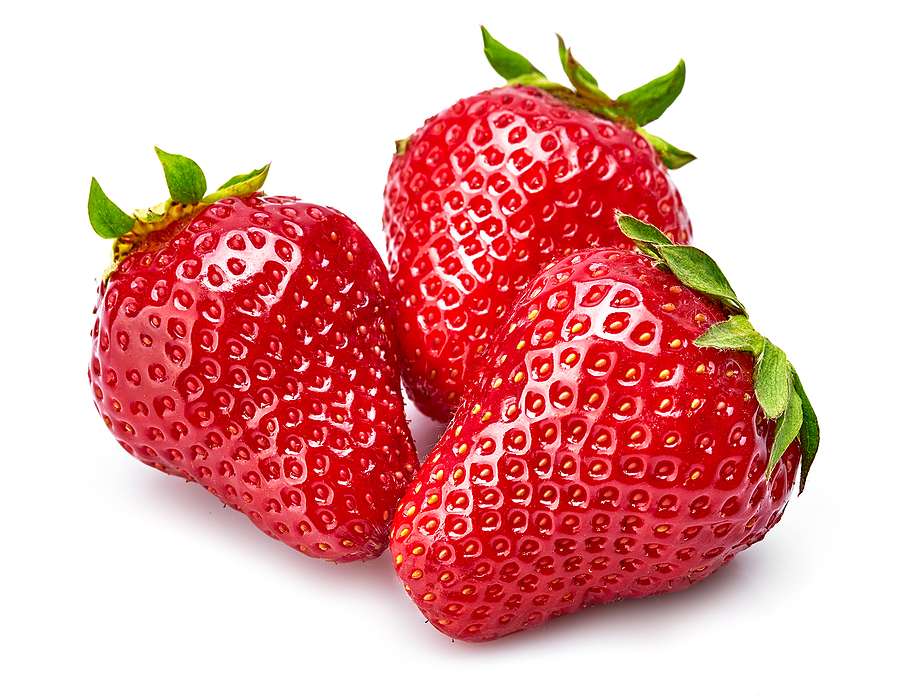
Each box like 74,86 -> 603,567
384,28 -> 694,422
390,214 -> 818,641
89,149 -> 419,562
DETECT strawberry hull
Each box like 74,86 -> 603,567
390,248 -> 800,642
384,84 -> 692,422
90,195 -> 419,562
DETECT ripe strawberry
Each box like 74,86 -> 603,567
390,215 -> 818,642
384,28 -> 695,422
88,149 -> 419,562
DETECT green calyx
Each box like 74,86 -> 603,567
480,27 -> 695,170
616,213 -> 819,493
88,147 -> 270,268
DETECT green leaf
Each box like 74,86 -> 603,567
481,26 -> 544,81
155,147 -> 207,206
635,128 -> 696,169
695,315 -> 765,355
203,163 -> 270,204
556,35 -> 616,107
88,177 -> 136,239
768,388 -> 804,475
616,59 -> 686,127
755,339 -> 791,419
656,245 -> 746,314
616,212 -> 673,253
790,367 -> 820,493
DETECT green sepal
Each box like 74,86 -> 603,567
481,26 -> 544,81
695,315 -> 765,355
768,388 -> 804,475
657,246 -> 745,314
790,367 -> 820,493
615,212 -> 672,254
616,59 -> 686,127
556,35 -> 610,101
88,178 -> 137,239
755,339 -> 791,420
155,147 -> 207,206
635,128 -> 696,170
203,163 -> 270,204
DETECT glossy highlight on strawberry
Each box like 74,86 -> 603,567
89,151 -> 419,562
384,30 -> 693,422
390,222 -> 817,641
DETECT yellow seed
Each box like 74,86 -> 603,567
398,527 -> 411,538
434,469 -> 444,481
412,545 -> 425,555
659,369 -> 671,380
564,352 -> 577,365
517,340 -> 526,350
514,371 -> 525,383
457,443 -> 468,456
543,331 -> 555,343
669,339 -> 682,349
492,377 -> 502,388
695,313 -> 707,323
472,404 -> 481,414
411,570 -> 423,580
559,390 -> 572,401
659,398 -> 672,411
588,392 -> 601,405
396,554 -> 403,564
665,435 -> 678,445
506,405 -> 518,418
696,364 -> 706,374
480,411 -> 492,422
440,573 -> 452,582
423,593 -> 436,601
662,303 -> 675,312
453,468 -> 464,481
691,399 -> 701,410
571,322 -> 584,334
481,439 -> 495,451
427,495 -> 439,505
638,332 -> 653,342
497,354 -> 508,365
528,309 -> 539,320
625,368 -> 637,380
539,362 -> 551,374
405,505 -> 416,516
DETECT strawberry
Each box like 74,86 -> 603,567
390,214 -> 818,642
384,28 -> 695,422
88,149 -> 419,562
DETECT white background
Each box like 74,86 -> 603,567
3,2 -> 897,697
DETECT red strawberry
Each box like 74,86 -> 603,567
384,29 -> 695,422
390,215 -> 818,641
89,149 -> 419,562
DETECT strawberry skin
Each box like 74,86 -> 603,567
390,247 -> 801,641
90,193 -> 419,562
384,83 -> 691,422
